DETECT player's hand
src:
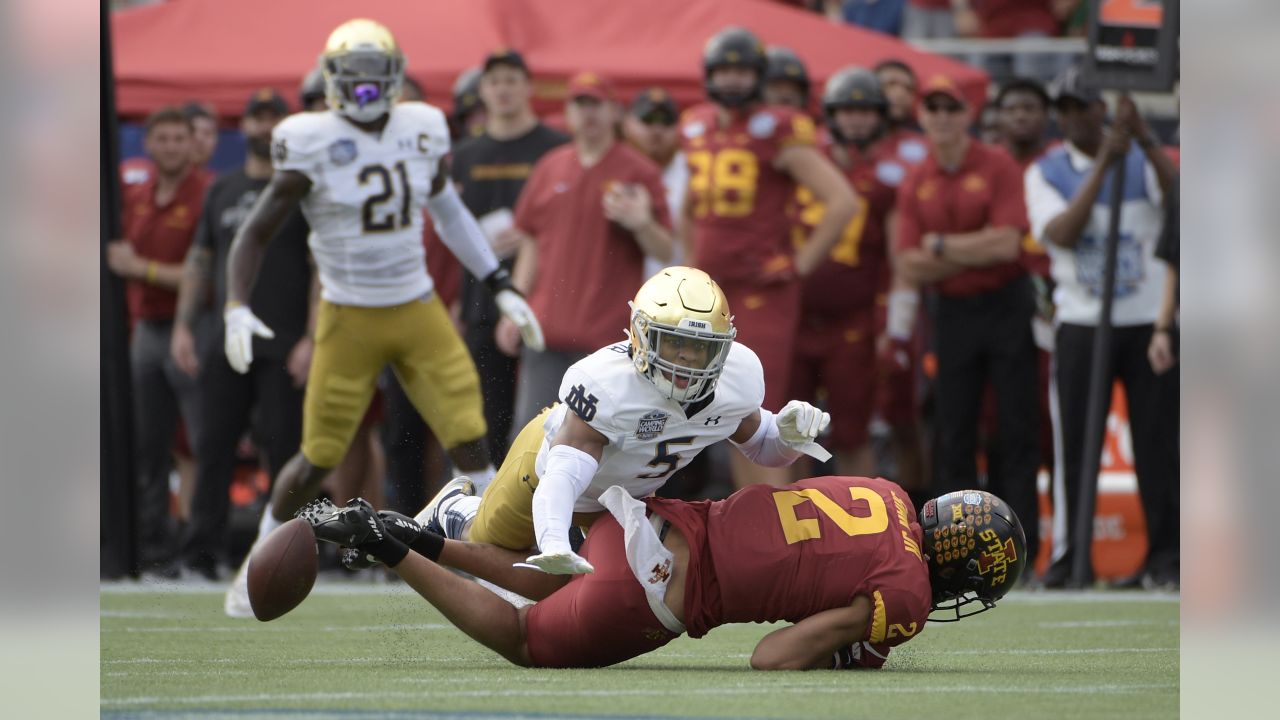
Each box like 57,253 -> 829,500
494,316 -> 522,357
286,336 -> 313,387
170,323 -> 200,377
515,550 -> 595,575
777,400 -> 831,447
106,240 -> 143,279
877,335 -> 912,376
495,289 -> 545,352
224,304 -> 275,374
1148,328 -> 1176,374
602,183 -> 653,233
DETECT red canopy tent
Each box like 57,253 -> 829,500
112,0 -> 988,119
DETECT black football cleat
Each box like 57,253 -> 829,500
342,511 -> 427,570
296,497 -> 381,547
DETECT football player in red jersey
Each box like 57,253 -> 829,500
679,27 -> 857,490
789,68 -> 926,501
305,478 -> 1026,669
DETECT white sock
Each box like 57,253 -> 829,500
440,495 -> 482,539
469,464 -> 497,495
256,506 -> 283,545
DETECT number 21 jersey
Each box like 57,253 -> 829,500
271,102 -> 450,307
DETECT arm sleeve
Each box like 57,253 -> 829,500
1024,163 -> 1068,243
531,444 -> 599,555
730,408 -> 802,467
989,155 -> 1029,231
425,181 -> 501,281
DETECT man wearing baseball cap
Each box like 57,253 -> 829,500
175,88 -> 313,580
1026,66 -> 1180,589
887,74 -> 1042,571
622,87 -> 686,277
498,71 -> 674,436
451,48 -> 568,464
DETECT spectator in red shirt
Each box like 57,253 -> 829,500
889,74 -> 1041,568
500,71 -> 674,433
106,106 -> 211,574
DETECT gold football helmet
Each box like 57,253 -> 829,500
320,19 -> 406,122
627,267 -> 736,403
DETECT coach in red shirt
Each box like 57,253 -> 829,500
500,71 -> 674,433
106,106 -> 211,575
890,74 -> 1040,567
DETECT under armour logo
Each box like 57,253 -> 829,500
564,384 -> 600,423
704,416 -> 722,426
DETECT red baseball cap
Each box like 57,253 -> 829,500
920,74 -> 966,106
567,71 -> 614,102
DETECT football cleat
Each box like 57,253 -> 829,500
415,476 -> 475,540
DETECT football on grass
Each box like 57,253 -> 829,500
247,518 -> 318,622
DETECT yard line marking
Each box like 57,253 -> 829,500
103,670 -> 252,678
102,624 -> 451,633
102,682 -> 1179,707
1038,620 -> 1177,628
100,610 -> 185,619
914,647 -> 1177,655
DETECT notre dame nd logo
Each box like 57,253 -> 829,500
565,384 -> 600,422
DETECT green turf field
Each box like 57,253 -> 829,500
101,582 -> 1178,719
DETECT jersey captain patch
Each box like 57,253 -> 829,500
635,411 -> 669,441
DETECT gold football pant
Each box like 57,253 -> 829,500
301,295 -> 486,469
469,406 -> 602,550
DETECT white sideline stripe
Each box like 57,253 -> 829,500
102,683 -> 1178,707
102,623 -> 450,634
100,610 -> 185,619
101,582 -> 419,595
914,647 -> 1176,656
1038,620 -> 1177,628
103,670 -> 253,678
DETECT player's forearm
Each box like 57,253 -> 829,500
175,247 -> 213,327
438,539 -> 569,601
226,235 -> 269,307
631,219 -> 674,264
1042,163 -> 1107,249
796,194 -> 858,277
936,227 -> 1022,267
428,184 -> 501,280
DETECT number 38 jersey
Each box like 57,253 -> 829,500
535,341 -> 766,514
271,102 -> 450,307
679,103 -> 816,284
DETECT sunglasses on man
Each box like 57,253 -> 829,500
923,100 -> 965,115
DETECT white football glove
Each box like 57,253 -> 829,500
515,550 -> 595,575
776,400 -> 833,462
223,304 -> 275,374
495,288 -> 545,352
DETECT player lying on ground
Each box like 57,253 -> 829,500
377,266 -> 834,576
301,476 -> 1027,669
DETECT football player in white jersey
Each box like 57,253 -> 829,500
219,19 -> 544,615
361,266 -> 832,576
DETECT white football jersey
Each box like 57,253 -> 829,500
271,102 -> 451,307
535,341 -> 765,513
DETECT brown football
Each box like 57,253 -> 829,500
247,518 -> 318,622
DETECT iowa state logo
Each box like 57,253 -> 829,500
636,411 -> 669,440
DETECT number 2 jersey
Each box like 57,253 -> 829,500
536,341 -> 765,514
271,102 -> 450,307
679,103 -> 816,284
646,475 -> 931,666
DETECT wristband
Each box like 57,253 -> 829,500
409,531 -> 445,563
483,266 -> 515,296
365,534 -> 411,568
145,261 -> 159,284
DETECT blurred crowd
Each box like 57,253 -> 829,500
107,20 -> 1178,591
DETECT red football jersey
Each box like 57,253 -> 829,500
647,476 -> 931,663
679,103 -> 817,285
791,140 -> 898,315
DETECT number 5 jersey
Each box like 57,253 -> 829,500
271,102 -> 451,307
539,340 -> 765,514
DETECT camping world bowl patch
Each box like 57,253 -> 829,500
636,411 -> 669,441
